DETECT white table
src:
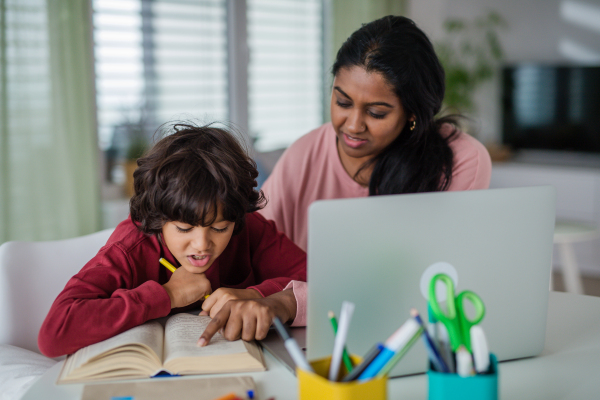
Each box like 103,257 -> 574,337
385,291 -> 600,399
22,291 -> 600,399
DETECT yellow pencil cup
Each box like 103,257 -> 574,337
298,355 -> 387,400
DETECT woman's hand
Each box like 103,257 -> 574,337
197,288 -> 297,346
162,267 -> 212,309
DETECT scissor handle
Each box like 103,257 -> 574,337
428,273 -> 463,350
456,290 -> 486,352
428,273 -> 456,319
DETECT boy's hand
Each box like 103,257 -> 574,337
197,289 -> 297,346
200,288 -> 263,318
162,267 -> 212,309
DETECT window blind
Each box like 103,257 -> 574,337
92,0 -> 229,152
247,0 -> 323,151
93,0 -> 324,157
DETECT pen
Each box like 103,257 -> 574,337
427,323 -> 438,348
427,302 -> 440,348
456,345 -> 474,377
375,325 -> 422,378
410,308 -> 449,373
341,343 -> 384,382
470,325 -> 490,374
160,258 -> 210,300
437,323 -> 455,373
328,310 -> 354,373
328,301 -> 355,381
272,317 -> 313,372
358,317 -> 421,381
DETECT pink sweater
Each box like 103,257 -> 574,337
261,122 -> 492,325
260,122 -> 492,251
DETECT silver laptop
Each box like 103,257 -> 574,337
301,186 -> 556,377
261,325 -> 306,374
261,186 -> 556,376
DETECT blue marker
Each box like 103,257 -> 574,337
429,301 -> 455,373
411,308 -> 449,373
341,343 -> 385,382
358,317 -> 421,381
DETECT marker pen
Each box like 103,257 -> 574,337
272,317 -> 313,373
358,317 -> 421,381
410,308 -> 449,373
341,343 -> 384,382
470,325 -> 490,374
437,323 -> 455,373
456,345 -> 474,377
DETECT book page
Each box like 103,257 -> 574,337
163,314 -> 248,363
69,321 -> 164,371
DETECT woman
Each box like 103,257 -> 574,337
260,15 -> 491,254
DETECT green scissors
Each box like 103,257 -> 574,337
428,273 -> 485,353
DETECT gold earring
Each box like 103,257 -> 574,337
409,120 -> 416,131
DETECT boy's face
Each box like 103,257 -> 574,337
161,208 -> 235,274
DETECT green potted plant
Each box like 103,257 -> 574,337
124,134 -> 148,198
435,11 -> 507,114
113,115 -> 150,198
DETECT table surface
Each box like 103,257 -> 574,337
554,221 -> 598,243
22,291 -> 600,400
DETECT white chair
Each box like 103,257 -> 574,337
553,220 -> 598,295
0,229 -> 114,354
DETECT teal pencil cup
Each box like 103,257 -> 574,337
427,354 -> 498,400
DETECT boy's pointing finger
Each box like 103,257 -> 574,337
197,306 -> 231,347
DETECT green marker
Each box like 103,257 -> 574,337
328,310 -> 354,373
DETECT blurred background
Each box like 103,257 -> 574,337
1,0 -> 600,293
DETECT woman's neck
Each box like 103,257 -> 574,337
336,138 -> 372,187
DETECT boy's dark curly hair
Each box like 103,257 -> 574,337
129,123 -> 266,235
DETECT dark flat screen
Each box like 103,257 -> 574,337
502,65 -> 600,152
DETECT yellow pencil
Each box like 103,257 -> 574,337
159,257 -> 176,273
159,258 -> 210,300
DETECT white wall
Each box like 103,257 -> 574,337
408,0 -> 600,145
410,1 -> 600,279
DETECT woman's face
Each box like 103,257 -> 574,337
330,66 -> 414,166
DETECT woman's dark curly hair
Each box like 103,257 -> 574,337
129,123 -> 266,236
332,15 -> 458,195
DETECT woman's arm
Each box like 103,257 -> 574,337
245,213 -> 307,296
283,280 -> 306,326
447,131 -> 492,191
259,168 -> 295,238
258,145 -> 304,246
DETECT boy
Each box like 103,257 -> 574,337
38,123 -> 306,357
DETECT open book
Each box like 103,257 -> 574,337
57,313 -> 266,384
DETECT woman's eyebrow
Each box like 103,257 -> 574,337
366,101 -> 393,108
333,86 -> 393,108
334,86 -> 351,99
